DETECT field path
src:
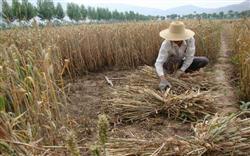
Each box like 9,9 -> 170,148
212,25 -> 239,114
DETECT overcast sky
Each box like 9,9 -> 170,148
63,0 -> 245,10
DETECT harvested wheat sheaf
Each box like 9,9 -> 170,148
106,66 -> 217,122
125,66 -> 218,94
106,113 -> 250,156
107,86 -> 216,122
0,112 -> 29,155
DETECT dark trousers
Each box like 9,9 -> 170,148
163,56 -> 209,74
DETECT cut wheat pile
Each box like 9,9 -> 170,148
107,86 -> 216,122
124,66 -> 218,94
106,113 -> 250,156
105,66 -> 217,122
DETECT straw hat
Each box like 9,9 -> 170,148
160,21 -> 195,41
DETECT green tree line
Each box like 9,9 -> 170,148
166,10 -> 250,20
2,0 -> 154,22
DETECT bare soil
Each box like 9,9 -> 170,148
65,69 -> 192,155
212,26 -> 239,114
64,26 -> 239,155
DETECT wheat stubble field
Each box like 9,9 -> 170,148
0,20 -> 250,155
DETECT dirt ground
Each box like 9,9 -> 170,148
64,25 -> 239,155
213,25 -> 239,114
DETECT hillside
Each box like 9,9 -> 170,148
27,0 -> 250,16
215,0 -> 250,13
95,0 -> 250,15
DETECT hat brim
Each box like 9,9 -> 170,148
159,29 -> 195,41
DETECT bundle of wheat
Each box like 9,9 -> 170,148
106,113 -> 250,156
106,85 -> 216,122
0,112 -> 29,155
193,113 -> 250,155
125,66 -> 218,94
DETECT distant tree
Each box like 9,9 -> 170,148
2,0 -> 14,22
87,6 -> 98,20
112,10 -> 119,20
247,10 -> 250,17
159,16 -> 165,20
96,7 -> 106,20
105,8 -> 112,20
73,4 -> 81,21
234,11 -> 239,18
67,3 -> 73,20
20,0 -> 37,20
2,0 -> 155,23
241,10 -> 250,18
119,12 -> 125,20
239,10 -> 249,18
166,15 -> 171,19
228,10 -> 234,18
170,14 -> 178,19
219,11 -> 224,19
135,13 -> 140,20
201,12 -> 208,19
141,14 -> 151,20
55,3 -> 64,19
80,4 -> 87,20
3,0 -> 36,21
37,0 -> 55,20
102,8 -> 112,20
12,0 -> 22,20
129,11 -> 135,20
207,13 -> 212,19
124,11 -> 129,20
67,3 -> 81,21
211,13 -> 218,19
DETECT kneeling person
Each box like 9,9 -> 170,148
155,21 -> 209,91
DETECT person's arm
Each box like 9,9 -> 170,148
180,37 -> 195,72
155,40 -> 170,80
155,41 -> 172,90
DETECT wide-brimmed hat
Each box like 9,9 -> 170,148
160,21 -> 195,41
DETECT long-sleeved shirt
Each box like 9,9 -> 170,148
154,37 -> 196,76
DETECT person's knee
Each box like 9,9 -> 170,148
198,57 -> 209,67
203,57 -> 209,66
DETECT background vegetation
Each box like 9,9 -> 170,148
166,10 -> 250,20
2,0 -> 154,22
2,0 -> 250,23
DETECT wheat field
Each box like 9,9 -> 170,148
232,19 -> 250,101
1,21 -> 221,75
0,19 -> 249,155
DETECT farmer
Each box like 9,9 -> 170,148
155,21 -> 209,91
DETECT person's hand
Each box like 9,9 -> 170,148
175,70 -> 184,78
159,79 -> 172,91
